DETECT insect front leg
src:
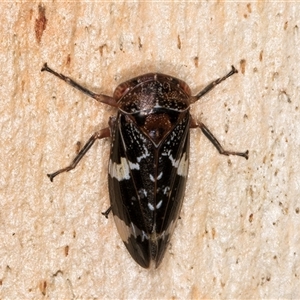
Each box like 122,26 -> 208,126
41,63 -> 117,107
191,65 -> 238,102
47,127 -> 110,181
190,119 -> 248,159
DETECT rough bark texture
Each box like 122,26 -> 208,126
1,2 -> 299,299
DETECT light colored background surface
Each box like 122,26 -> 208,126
1,1 -> 300,299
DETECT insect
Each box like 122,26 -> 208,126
42,63 -> 248,268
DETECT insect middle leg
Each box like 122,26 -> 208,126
47,127 -> 110,181
191,119 -> 248,159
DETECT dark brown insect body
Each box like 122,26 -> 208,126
42,64 -> 248,268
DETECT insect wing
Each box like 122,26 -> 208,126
109,113 -> 152,268
154,117 -> 190,266
108,112 -> 190,268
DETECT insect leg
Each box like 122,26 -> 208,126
191,120 -> 248,159
192,65 -> 238,102
101,206 -> 112,218
41,63 -> 117,107
47,127 -> 110,181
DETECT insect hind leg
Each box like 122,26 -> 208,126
101,206 -> 112,218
